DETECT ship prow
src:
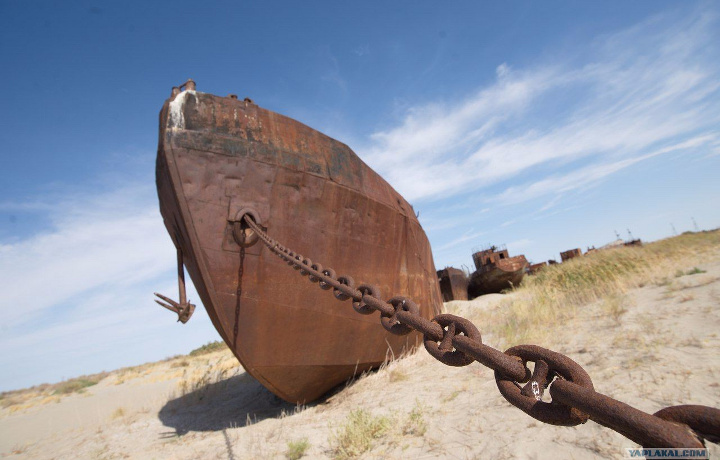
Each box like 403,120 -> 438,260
155,81 -> 441,403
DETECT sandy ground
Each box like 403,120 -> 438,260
2,260 -> 719,459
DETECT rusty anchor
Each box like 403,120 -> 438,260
154,247 -> 195,323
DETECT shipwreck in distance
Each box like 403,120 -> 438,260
467,245 -> 528,299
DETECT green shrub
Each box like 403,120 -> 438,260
188,341 -> 227,357
285,438 -> 310,460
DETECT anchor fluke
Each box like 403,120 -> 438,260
154,292 -> 195,323
154,246 -> 194,323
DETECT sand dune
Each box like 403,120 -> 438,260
2,257 -> 719,459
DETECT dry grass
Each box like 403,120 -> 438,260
188,340 -> 228,357
52,374 -> 108,395
602,293 -> 632,323
1,344 -> 232,415
326,400 -> 429,459
171,360 -> 190,368
174,349 -> 240,401
285,437 -> 310,460
329,409 -> 391,459
401,402 -> 427,436
482,230 -> 720,344
4,230 -> 719,459
676,267 -> 707,277
1,372 -> 109,413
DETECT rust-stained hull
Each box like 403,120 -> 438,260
527,262 -> 547,275
437,268 -> 468,301
156,87 -> 442,403
468,257 -> 528,298
560,248 -> 582,262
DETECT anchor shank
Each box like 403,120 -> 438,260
177,247 -> 187,306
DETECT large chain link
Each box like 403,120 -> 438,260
243,216 -> 719,450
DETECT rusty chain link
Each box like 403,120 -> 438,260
243,215 -> 719,450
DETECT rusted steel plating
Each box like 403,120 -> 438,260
437,267 -> 469,301
242,214 -> 720,450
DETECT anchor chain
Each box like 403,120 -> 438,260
233,231 -> 246,348
243,215 -> 720,451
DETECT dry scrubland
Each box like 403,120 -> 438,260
2,230 -> 719,459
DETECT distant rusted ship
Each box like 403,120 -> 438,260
467,246 -> 528,298
560,248 -> 582,262
527,261 -> 547,275
154,81 -> 441,403
436,267 -> 469,301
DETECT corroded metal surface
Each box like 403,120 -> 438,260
468,246 -> 528,298
437,267 -> 468,301
155,82 -> 441,403
527,261 -> 547,275
560,248 -> 582,262
248,215 -> 720,450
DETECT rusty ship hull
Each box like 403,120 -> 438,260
156,86 -> 442,403
467,263 -> 526,298
437,267 -> 468,301
467,247 -> 528,298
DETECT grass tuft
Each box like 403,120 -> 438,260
330,409 -> 391,459
402,402 -> 427,436
602,294 -> 630,323
676,267 -> 707,277
285,437 -> 310,460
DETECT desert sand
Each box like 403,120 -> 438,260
2,258 -> 719,459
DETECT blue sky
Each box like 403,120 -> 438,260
1,1 -> 719,391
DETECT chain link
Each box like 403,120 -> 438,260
243,216 -> 719,450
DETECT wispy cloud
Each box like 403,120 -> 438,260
361,7 -> 720,205
0,180 -> 218,390
0,184 -> 174,329
436,228 -> 486,252
320,48 -> 348,93
491,134 -> 717,205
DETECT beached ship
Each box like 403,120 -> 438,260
527,261 -> 547,275
436,267 -> 469,301
154,81 -> 442,403
560,248 -> 582,262
467,245 -> 528,298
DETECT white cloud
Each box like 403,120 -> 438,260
360,7 -> 720,204
0,184 -> 174,329
491,134 -> 717,205
0,181 -> 222,390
